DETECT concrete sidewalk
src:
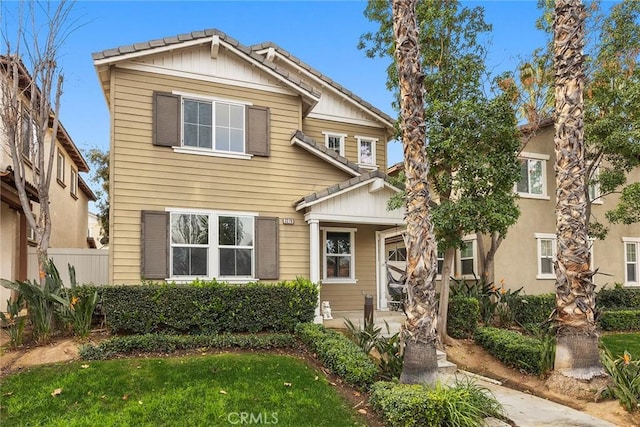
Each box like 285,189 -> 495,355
454,372 -> 617,427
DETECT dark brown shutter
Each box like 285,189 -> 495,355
141,210 -> 169,279
153,92 -> 180,147
246,105 -> 270,156
255,217 -> 279,280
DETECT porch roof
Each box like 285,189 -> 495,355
295,170 -> 405,225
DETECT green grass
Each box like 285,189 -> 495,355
601,333 -> 640,358
0,354 -> 365,427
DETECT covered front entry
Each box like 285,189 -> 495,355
294,172 -> 405,322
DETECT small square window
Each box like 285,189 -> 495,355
517,158 -> 544,195
356,136 -> 378,168
322,132 -> 346,157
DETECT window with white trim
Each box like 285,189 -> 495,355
70,168 -> 78,197
535,233 -> 595,279
56,149 -> 65,185
182,98 -> 245,154
516,153 -> 549,198
323,228 -> 355,282
169,210 -> 254,279
456,237 -> 477,277
437,249 -> 445,276
624,238 -> 640,285
322,132 -> 346,157
587,166 -> 601,203
20,108 -> 33,157
356,135 -> 377,167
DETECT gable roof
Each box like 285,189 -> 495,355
92,28 -> 393,129
294,169 -> 401,211
251,42 -> 395,130
0,56 -> 89,172
290,130 -> 363,177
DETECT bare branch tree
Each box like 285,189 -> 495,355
0,0 -> 76,284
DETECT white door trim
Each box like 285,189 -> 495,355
376,227 -> 405,310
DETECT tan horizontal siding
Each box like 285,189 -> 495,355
110,67 -> 355,284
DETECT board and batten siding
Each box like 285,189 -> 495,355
302,118 -> 388,170
109,67 -> 353,284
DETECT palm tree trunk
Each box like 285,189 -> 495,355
392,0 -> 439,385
553,0 -> 604,380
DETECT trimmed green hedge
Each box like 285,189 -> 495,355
79,333 -> 296,360
474,327 -> 544,375
512,293 -> 555,327
295,323 -> 377,390
86,278 -> 317,334
369,381 -> 504,427
597,287 -> 640,309
448,295 -> 479,338
599,309 -> 640,331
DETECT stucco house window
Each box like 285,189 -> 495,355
169,210 -> 255,279
56,149 -> 65,185
624,238 -> 640,285
516,152 -> 550,199
356,135 -> 377,168
323,228 -> 356,282
322,132 -> 346,157
70,168 -> 78,198
183,98 -> 245,153
536,233 -> 595,280
455,236 -> 477,278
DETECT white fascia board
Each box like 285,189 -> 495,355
296,180 -> 373,211
290,136 -> 361,178
255,48 -> 394,129
93,38 -> 211,66
305,212 -> 405,225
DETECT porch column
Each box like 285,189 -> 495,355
309,219 -> 322,323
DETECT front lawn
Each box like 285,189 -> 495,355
0,353 -> 365,427
601,332 -> 640,358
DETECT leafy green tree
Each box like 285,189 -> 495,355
85,148 -> 109,245
515,0 -> 640,239
361,0 -> 521,343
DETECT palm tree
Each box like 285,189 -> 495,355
392,0 -> 439,384
552,0 -> 604,380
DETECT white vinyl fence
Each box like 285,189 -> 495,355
27,248 -> 109,286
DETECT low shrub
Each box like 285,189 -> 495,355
450,276 -> 498,325
597,286 -> 640,309
511,293 -> 555,328
79,333 -> 296,360
448,295 -> 479,338
295,323 -> 377,389
474,327 -> 546,376
343,319 -> 403,380
99,278 -> 317,334
369,379 -> 504,427
599,310 -> 640,332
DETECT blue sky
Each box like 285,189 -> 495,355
4,0 -> 550,176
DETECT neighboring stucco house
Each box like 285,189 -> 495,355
93,29 -> 407,317
1,57 -> 97,310
388,119 -> 640,294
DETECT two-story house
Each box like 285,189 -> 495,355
388,119 -> 640,295
1,57 -> 97,311
93,29 -> 406,318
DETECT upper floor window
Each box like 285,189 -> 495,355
356,135 -> 378,168
56,149 -> 65,185
183,98 -> 245,153
70,168 -> 78,198
20,108 -> 33,158
623,238 -> 639,286
323,228 -> 356,283
322,132 -> 346,157
516,152 -> 549,199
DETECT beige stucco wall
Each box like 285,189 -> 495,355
108,66 -> 381,284
0,202 -> 19,309
494,126 -> 640,294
